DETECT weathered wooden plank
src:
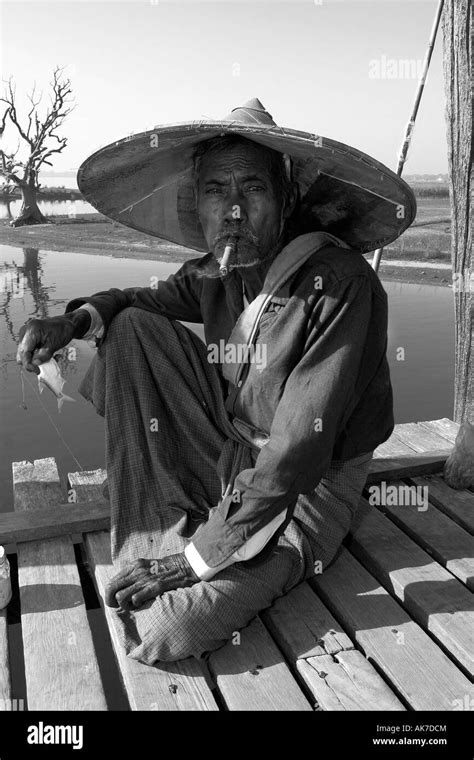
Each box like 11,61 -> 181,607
410,475 -> 474,534
372,481 -> 474,590
13,458 -> 66,512
369,423 -> 474,533
348,498 -> 474,677
388,419 -> 474,528
372,433 -> 414,459
366,449 -> 452,483
297,650 -> 405,711
0,609 -> 11,710
68,468 -> 109,544
0,501 -> 110,545
373,420 -> 456,462
68,470 -> 109,503
69,470 -> 218,712
84,530 -> 218,711
393,422 -> 458,453
396,421 -> 474,493
419,418 -> 460,445
262,583 -> 405,711
262,582 -> 354,660
208,616 -> 312,711
13,458 -> 107,710
311,548 -> 474,710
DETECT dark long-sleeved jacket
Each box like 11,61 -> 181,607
65,240 -> 394,567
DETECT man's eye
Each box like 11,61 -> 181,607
205,187 -> 222,195
246,185 -> 265,192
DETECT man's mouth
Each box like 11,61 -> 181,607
214,225 -> 259,248
212,227 -> 265,276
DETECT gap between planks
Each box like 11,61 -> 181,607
351,422 -> 474,679
311,548 -> 474,710
261,582 -> 405,711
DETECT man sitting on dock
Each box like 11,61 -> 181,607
16,99 -> 415,665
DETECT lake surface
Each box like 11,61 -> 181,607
0,244 -> 455,515
0,198 -> 95,220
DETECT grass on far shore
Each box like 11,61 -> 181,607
0,211 -> 451,266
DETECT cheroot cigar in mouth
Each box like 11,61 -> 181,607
219,236 -> 237,276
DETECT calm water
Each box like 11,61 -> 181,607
0,198 -> 95,220
0,244 -> 455,515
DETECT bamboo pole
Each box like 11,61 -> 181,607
371,0 -> 445,273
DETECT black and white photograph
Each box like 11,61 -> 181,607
0,0 -> 472,749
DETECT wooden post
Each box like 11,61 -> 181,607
442,0 -> 473,423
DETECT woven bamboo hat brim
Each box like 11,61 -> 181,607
77,97 -> 416,254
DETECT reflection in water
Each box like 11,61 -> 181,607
0,198 -> 95,220
0,247 -> 78,375
22,248 -> 48,318
3,194 -> 13,221
0,248 -> 50,346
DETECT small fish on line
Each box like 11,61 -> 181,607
37,357 -> 76,413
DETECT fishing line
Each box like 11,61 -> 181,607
19,367 -> 85,472
19,368 -> 27,410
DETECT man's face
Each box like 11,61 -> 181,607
196,140 -> 294,269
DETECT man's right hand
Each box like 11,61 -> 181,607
16,310 -> 91,374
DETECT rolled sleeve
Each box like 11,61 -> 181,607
185,507 -> 288,580
77,303 -> 105,341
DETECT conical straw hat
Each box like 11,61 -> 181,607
77,97 -> 416,253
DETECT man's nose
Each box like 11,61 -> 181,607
223,188 -> 248,224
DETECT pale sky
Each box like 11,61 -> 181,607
1,0 -> 448,182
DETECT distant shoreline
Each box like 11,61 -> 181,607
0,188 -> 83,202
0,213 -> 453,289
0,180 -> 451,202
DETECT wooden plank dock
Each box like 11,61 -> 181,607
1,418 -> 473,711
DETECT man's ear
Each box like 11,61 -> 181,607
283,182 -> 298,220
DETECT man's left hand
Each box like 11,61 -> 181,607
105,553 -> 199,610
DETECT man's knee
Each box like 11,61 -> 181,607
108,307 -> 169,336
100,309 -> 177,360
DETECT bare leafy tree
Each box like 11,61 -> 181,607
0,66 -> 75,227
